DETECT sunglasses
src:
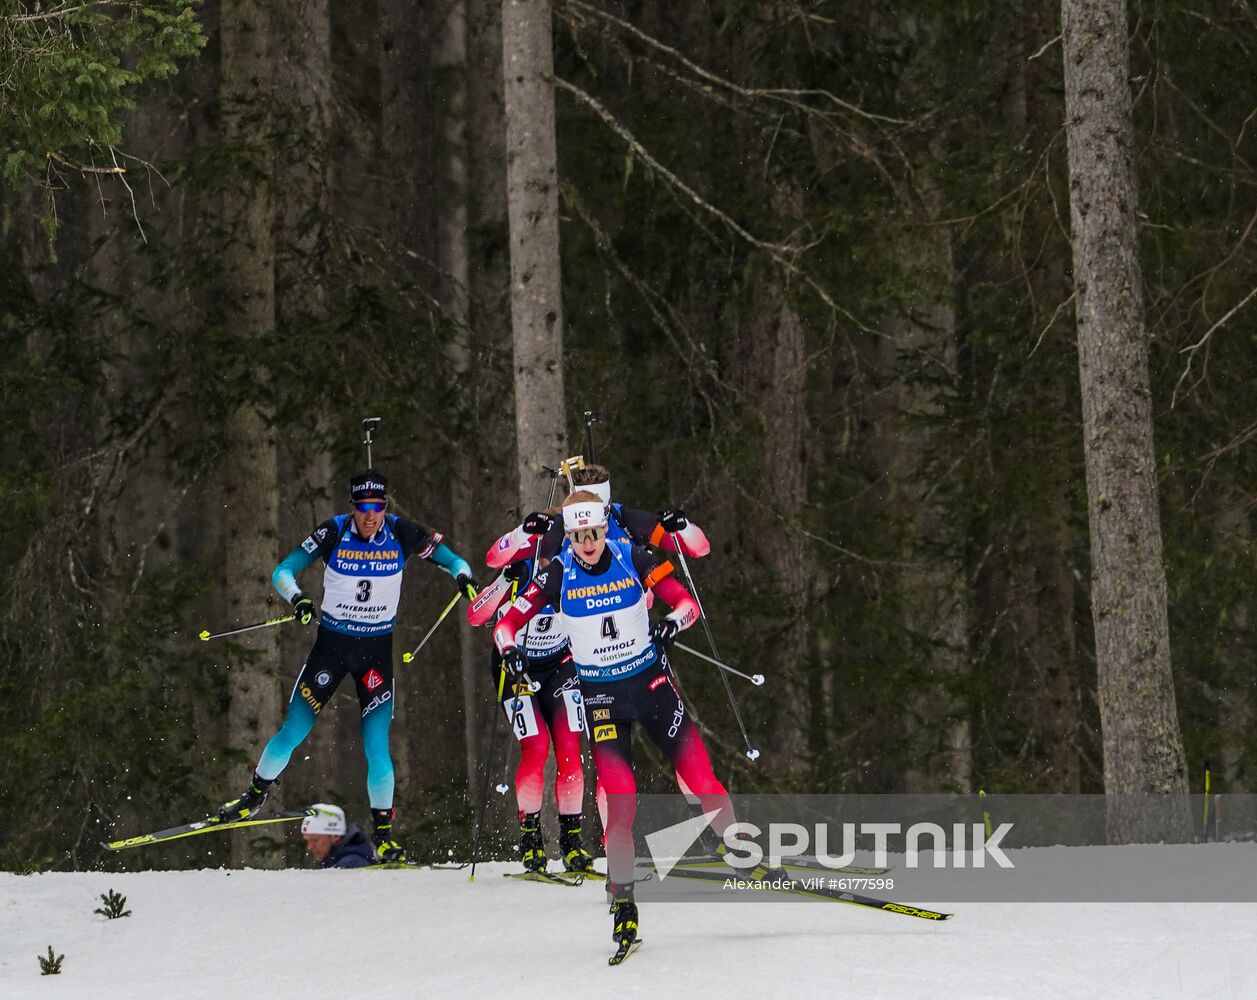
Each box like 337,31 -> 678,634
353,500 -> 387,514
568,526 -> 605,544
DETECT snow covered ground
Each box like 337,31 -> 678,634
3,864 -> 1255,999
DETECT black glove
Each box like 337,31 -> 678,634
658,509 -> 689,533
651,618 -> 680,648
456,573 -> 479,600
504,561 -> 530,584
502,645 -> 526,678
292,593 -> 316,626
522,511 -> 554,535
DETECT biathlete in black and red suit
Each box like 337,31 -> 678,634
493,490 -> 736,952
470,547 -> 594,874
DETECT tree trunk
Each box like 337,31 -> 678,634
1061,0 -> 1189,836
272,0 -> 341,837
220,0 -> 282,864
432,0 -> 484,798
502,0 -> 566,512
1003,0 -> 1084,794
884,181 -> 972,794
735,258 -> 809,784
466,0 -> 518,841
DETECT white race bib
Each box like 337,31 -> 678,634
502,695 -> 539,741
561,688 -> 585,733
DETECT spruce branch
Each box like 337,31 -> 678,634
94,889 -> 132,919
38,946 -> 64,975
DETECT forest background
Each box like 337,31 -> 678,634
2,0 -> 1254,870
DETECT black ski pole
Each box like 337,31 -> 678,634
670,534 -> 761,761
470,663 -> 509,882
583,410 -> 602,464
362,416 -> 381,466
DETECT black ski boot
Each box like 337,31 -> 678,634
518,812 -> 546,872
372,807 -> 408,864
216,773 -> 272,822
559,813 -> 594,872
609,881 -> 639,949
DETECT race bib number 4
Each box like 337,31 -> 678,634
503,695 -> 539,741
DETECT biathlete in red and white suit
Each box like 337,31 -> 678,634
493,490 -> 735,949
481,555 -> 593,874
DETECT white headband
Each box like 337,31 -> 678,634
302,804 -> 347,836
563,501 -> 608,532
585,479 -> 611,504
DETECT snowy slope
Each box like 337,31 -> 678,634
2,864 -> 1254,1000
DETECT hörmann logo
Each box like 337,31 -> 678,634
338,549 -> 401,561
565,578 -> 636,600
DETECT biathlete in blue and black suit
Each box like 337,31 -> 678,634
216,469 -> 476,863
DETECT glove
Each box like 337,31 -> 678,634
502,645 -> 526,679
456,573 -> 479,601
522,511 -> 554,535
651,618 -> 680,648
658,509 -> 689,533
292,593 -> 316,626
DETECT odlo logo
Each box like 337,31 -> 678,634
362,689 -> 392,718
300,684 -> 322,713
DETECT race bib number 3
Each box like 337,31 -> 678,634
561,689 -> 585,733
503,695 -> 539,741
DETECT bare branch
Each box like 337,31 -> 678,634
557,0 -> 910,125
1172,283 -> 1257,407
47,150 -> 125,175
554,75 -> 879,337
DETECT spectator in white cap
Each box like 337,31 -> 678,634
302,804 -> 375,868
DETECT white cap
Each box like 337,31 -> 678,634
586,479 -> 611,504
302,803 -> 347,836
563,500 -> 609,532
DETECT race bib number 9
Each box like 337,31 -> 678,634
561,689 -> 584,733
503,695 -> 539,741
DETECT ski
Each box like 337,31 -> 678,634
671,854 -> 891,877
608,938 -> 643,966
369,862 -> 467,871
660,866 -> 952,921
504,869 -> 584,887
103,809 -> 313,852
551,868 -> 606,883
